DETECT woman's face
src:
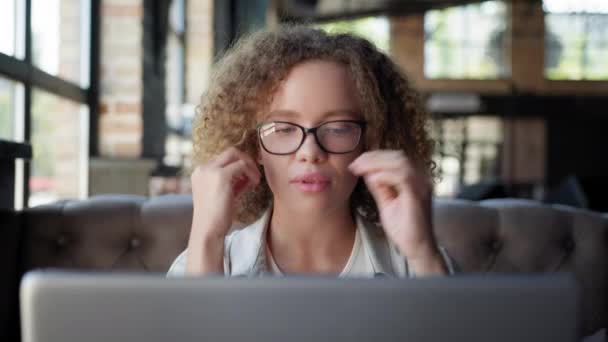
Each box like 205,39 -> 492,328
257,59 -> 364,216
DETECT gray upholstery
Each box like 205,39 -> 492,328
0,195 -> 606,341
433,198 -> 607,337
21,194 -> 192,271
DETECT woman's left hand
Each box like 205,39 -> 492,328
349,150 -> 446,275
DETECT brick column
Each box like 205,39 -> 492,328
99,0 -> 143,157
390,14 -> 425,84
185,0 -> 213,105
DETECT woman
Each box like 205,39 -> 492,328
168,25 -> 456,278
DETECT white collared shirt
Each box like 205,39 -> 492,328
266,223 -> 374,277
167,206 -> 457,278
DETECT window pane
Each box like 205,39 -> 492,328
545,12 -> 608,80
31,0 -> 90,86
0,77 -> 16,140
30,89 -> 88,207
432,116 -> 503,197
543,0 -> 608,14
0,0 -> 17,56
424,1 -> 509,79
165,0 -> 188,169
0,77 -> 24,141
463,117 -> 503,185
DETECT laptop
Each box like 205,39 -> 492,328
20,271 -> 581,342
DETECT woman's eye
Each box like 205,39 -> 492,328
327,127 -> 352,134
276,127 -> 296,134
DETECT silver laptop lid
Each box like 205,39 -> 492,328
20,271 -> 581,342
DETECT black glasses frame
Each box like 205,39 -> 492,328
257,120 -> 366,155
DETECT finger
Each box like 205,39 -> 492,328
223,160 -> 258,197
233,150 -> 262,179
210,147 -> 240,167
350,151 -> 410,175
351,158 -> 408,176
224,159 -> 254,185
229,159 -> 260,188
233,176 -> 255,199
364,170 -> 407,190
362,172 -> 399,207
227,154 -> 260,186
213,147 -> 261,179
213,148 -> 258,172
353,150 -> 402,165
367,169 -> 433,204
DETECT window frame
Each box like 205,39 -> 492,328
0,0 -> 100,208
163,0 -> 189,168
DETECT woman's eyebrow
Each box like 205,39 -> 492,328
263,110 -> 298,120
264,109 -> 361,120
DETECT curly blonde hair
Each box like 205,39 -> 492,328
192,24 -> 434,225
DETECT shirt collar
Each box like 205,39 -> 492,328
228,204 -> 394,277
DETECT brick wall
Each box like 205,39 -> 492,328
99,0 -> 143,157
97,0 -> 213,158
185,0 -> 213,105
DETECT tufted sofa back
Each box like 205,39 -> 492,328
433,198 -> 607,337
20,194 -> 192,271
1,194 -> 606,341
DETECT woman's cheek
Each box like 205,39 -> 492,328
344,173 -> 360,196
261,162 -> 287,196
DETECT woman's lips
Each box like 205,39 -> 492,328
293,181 -> 330,192
290,173 -> 331,193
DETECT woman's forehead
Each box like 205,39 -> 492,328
261,60 -> 362,121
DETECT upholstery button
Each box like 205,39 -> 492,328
56,235 -> 68,248
490,239 -> 502,253
130,237 -> 141,249
562,237 -> 575,252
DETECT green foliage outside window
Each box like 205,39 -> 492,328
315,16 -> 390,54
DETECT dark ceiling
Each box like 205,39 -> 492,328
277,0 -> 536,22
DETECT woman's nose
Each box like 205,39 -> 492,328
295,132 -> 327,163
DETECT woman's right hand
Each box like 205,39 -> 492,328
186,147 -> 261,274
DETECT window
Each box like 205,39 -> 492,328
315,16 -> 390,54
32,0 -> 90,86
0,1 -> 17,56
151,0 -> 214,196
0,77 -> 24,141
432,116 -> 503,197
29,89 -> 88,207
424,1 -> 510,79
0,0 -> 98,209
149,0 -> 193,196
0,0 -> 25,58
544,0 -> 608,80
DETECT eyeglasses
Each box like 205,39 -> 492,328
257,120 -> 366,155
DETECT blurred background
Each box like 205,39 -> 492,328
1,0 -> 607,211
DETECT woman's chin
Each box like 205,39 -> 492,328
287,193 -> 346,214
